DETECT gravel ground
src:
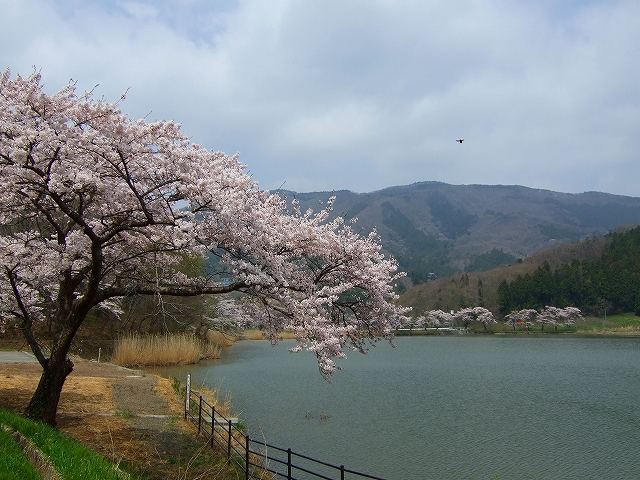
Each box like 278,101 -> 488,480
0,355 -> 238,479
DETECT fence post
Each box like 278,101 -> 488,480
245,435 -> 250,479
211,403 -> 215,448
287,448 -> 292,480
184,374 -> 190,420
340,464 -> 345,480
198,395 -> 203,434
227,419 -> 233,459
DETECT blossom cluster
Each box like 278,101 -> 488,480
0,70 -> 409,377
504,306 -> 584,330
410,307 -> 496,330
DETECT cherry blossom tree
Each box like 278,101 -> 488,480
537,306 -> 584,331
452,307 -> 496,331
425,309 -> 453,329
557,307 -> 584,328
504,308 -> 538,331
0,70 -> 408,426
212,297 -> 257,331
504,307 -> 583,331
399,315 -> 425,329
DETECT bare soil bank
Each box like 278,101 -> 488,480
0,356 -> 237,479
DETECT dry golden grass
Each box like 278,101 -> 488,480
0,358 -> 241,479
205,329 -> 235,348
587,325 -> 640,336
242,329 -> 297,340
242,329 -> 267,340
112,333 -> 222,367
190,383 -> 234,419
0,363 -> 117,417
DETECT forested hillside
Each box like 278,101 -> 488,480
498,227 -> 640,316
400,226 -> 640,317
283,182 -> 640,284
399,233 -> 612,316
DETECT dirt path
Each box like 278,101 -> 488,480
0,356 -> 238,479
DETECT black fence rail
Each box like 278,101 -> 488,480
184,375 -> 386,480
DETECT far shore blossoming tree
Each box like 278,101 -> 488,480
536,306 -> 584,331
425,309 -> 453,329
504,306 -> 584,331
0,70 -> 408,426
503,308 -> 539,331
452,307 -> 496,331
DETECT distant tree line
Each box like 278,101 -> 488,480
497,226 -> 640,316
466,248 -> 517,273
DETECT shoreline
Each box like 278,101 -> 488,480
394,328 -> 640,337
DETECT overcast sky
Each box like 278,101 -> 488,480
1,0 -> 638,196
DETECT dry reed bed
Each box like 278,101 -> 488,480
112,333 -> 222,367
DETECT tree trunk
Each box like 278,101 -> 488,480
24,352 -> 74,426
24,328 -> 76,427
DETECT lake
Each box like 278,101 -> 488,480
153,336 -> 640,479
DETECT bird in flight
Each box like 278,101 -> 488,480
456,139 -> 464,143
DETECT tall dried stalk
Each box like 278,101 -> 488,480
112,333 -> 221,366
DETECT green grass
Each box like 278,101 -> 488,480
495,312 -> 640,335
499,324 -> 578,334
577,312 -> 640,333
115,409 -> 134,419
0,409 -> 132,479
0,426 -> 41,480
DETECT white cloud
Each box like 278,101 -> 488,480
283,103 -> 379,150
1,0 -> 638,196
118,1 -> 159,20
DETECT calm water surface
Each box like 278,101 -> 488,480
154,336 -> 640,479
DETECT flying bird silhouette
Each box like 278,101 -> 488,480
456,139 -> 464,143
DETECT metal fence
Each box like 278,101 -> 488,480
184,374 -> 386,480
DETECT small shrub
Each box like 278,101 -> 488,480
169,376 -> 184,398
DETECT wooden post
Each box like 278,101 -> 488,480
245,435 -> 250,479
198,396 -> 203,434
184,374 -> 191,420
227,419 -> 233,459
211,404 -> 215,448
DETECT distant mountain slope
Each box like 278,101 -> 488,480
399,233 -> 613,315
277,182 -> 640,283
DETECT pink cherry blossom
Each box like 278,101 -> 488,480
425,309 -> 454,328
452,307 -> 496,330
504,308 -> 539,330
0,70 -> 409,425
504,307 -> 584,331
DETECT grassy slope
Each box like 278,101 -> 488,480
0,425 -> 41,480
490,313 -> 640,335
576,313 -> 640,334
0,409 -> 131,479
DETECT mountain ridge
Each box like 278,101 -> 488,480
275,181 -> 640,283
